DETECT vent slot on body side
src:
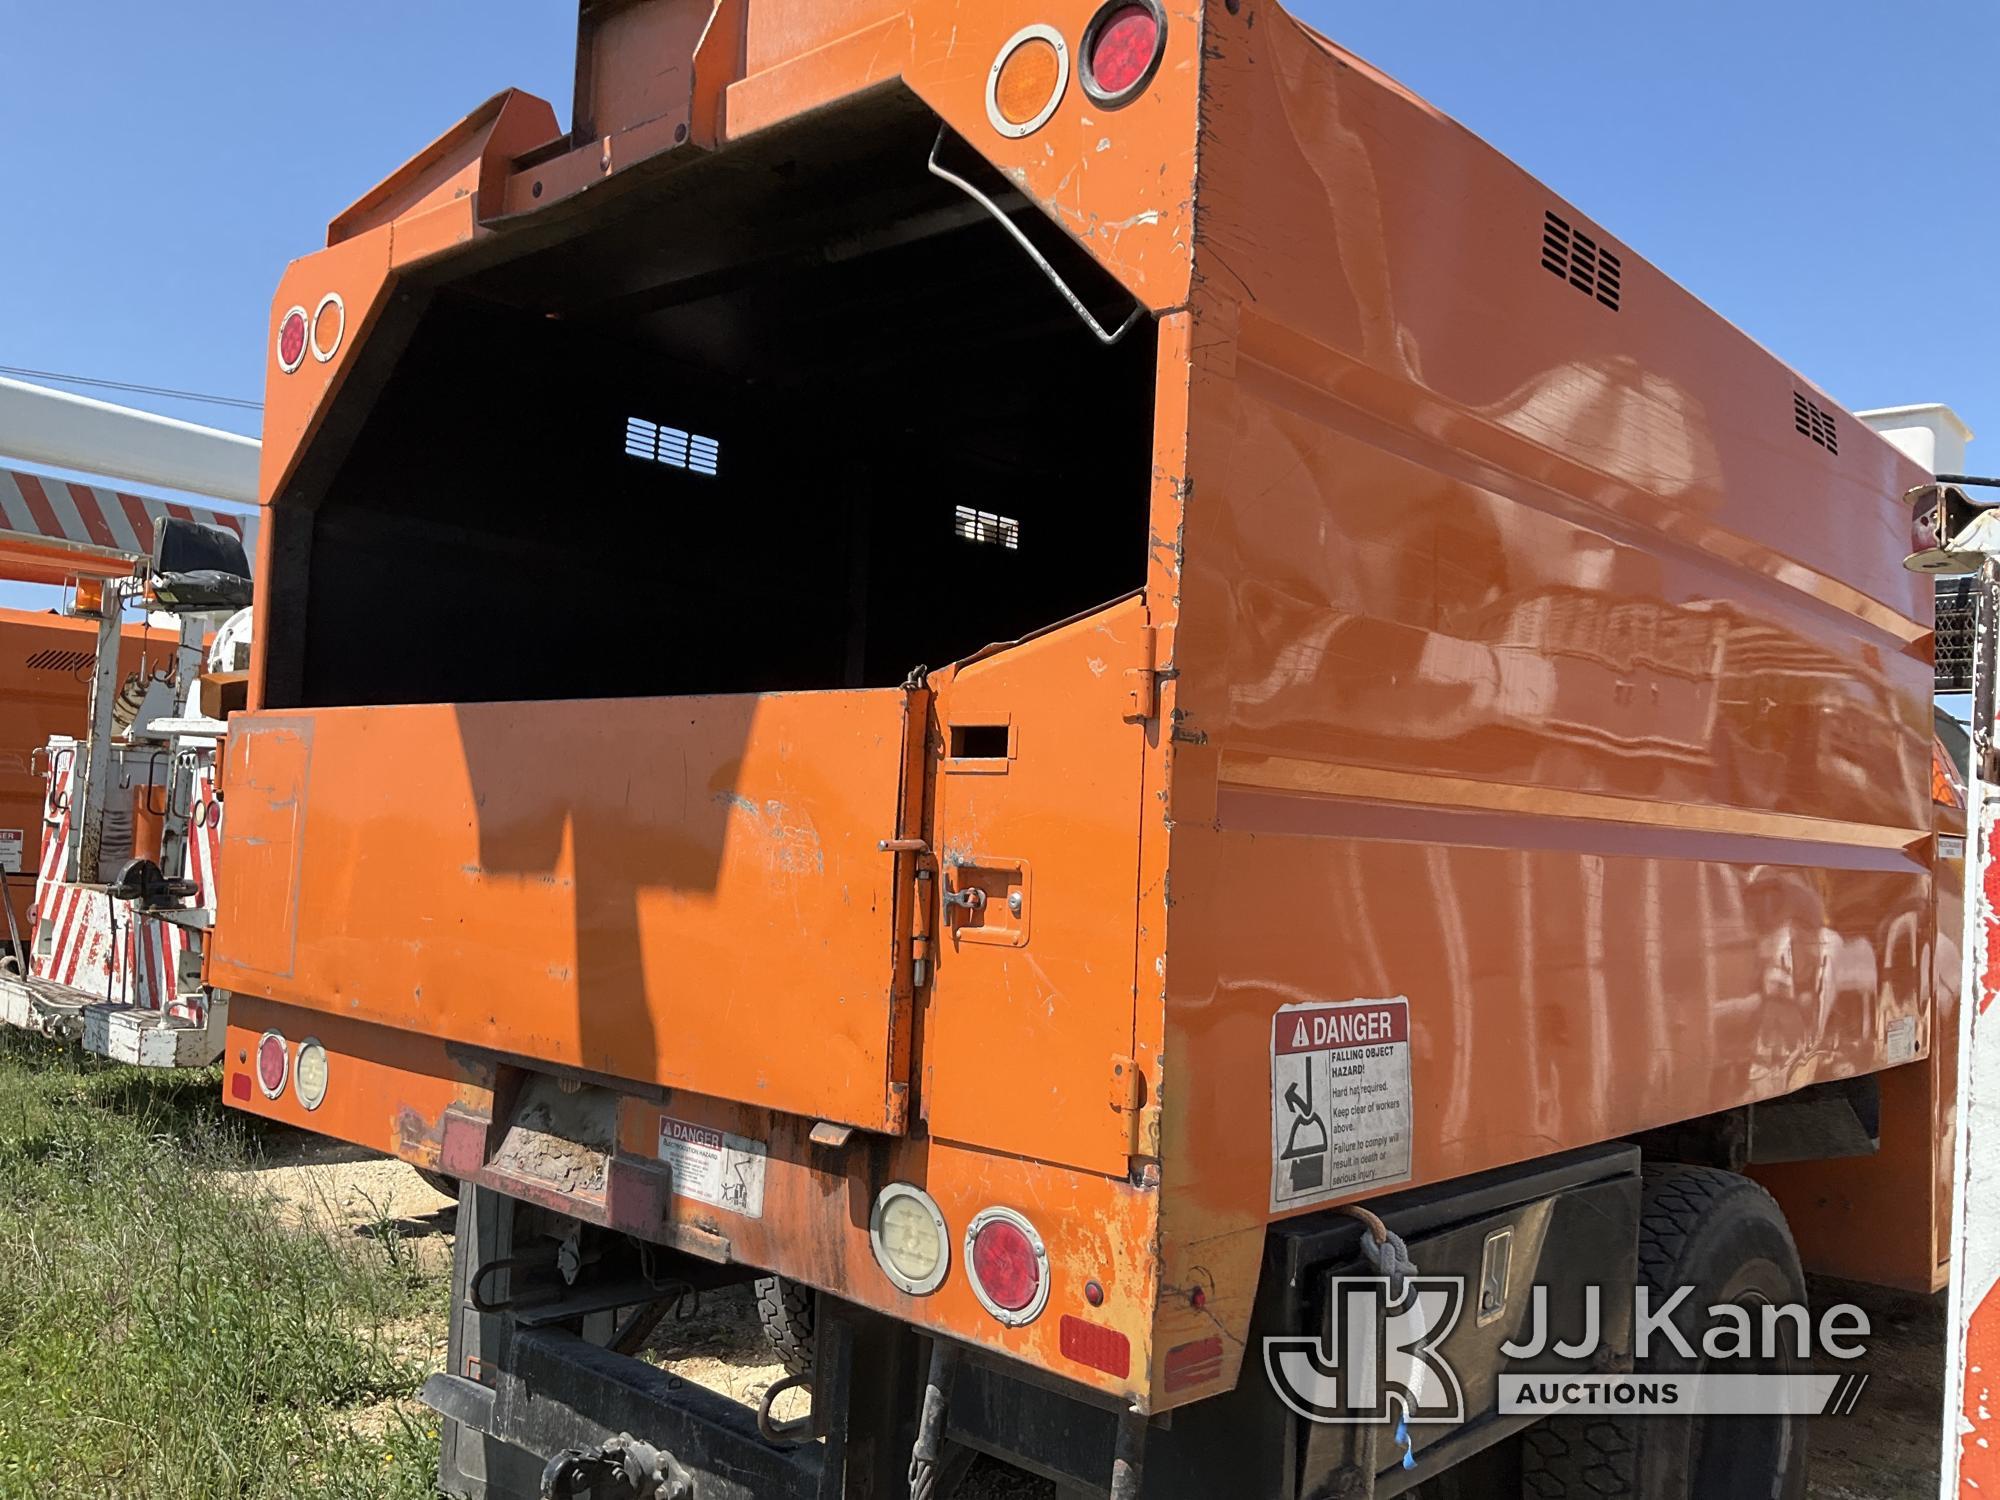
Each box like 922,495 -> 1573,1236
1793,392 -> 1840,455
1541,210 -> 1621,311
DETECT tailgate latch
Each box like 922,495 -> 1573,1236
1111,1053 -> 1160,1156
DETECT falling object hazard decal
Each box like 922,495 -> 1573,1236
658,1116 -> 768,1219
1270,997 -> 1413,1212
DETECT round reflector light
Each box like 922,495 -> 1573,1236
255,1030 -> 289,1099
965,1206 -> 1050,1325
871,1183 -> 950,1296
986,24 -> 1070,140
1081,0 -> 1166,106
310,292 -> 346,364
276,306 -> 309,373
294,1037 -> 329,1112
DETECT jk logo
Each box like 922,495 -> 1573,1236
1264,1276 -> 1467,1425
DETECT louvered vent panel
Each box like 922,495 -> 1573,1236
1541,210 -> 1621,311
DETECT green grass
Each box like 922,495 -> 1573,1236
0,1030 -> 446,1499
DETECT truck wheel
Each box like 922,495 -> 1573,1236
1522,1165 -> 1808,1500
416,1168 -> 461,1200
754,1274 -> 816,1377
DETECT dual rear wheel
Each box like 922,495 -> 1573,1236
1522,1164 -> 1809,1500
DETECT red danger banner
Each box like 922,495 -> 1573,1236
1275,1002 -> 1409,1054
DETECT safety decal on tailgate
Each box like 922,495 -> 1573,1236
658,1117 -> 768,1219
1270,997 -> 1413,1212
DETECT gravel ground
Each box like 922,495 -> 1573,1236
1806,1276 -> 1949,1499
246,1149 -> 1950,1497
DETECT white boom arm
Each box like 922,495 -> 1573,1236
0,375 -> 258,505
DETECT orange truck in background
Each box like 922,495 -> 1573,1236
0,608 -> 153,946
214,4 -> 1954,1497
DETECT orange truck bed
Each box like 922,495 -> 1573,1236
212,1 -> 1947,1487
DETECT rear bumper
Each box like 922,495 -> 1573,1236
223,995 -> 1162,1412
416,1148 -> 1641,1499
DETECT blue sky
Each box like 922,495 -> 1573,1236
0,1 -> 1993,612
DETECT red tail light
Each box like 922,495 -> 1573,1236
276,307 -> 309,373
965,1207 -> 1050,1325
1081,1 -> 1165,106
255,1031 -> 289,1098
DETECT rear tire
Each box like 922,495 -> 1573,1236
1523,1164 -> 1809,1500
754,1274 -> 816,1377
416,1167 -> 461,1200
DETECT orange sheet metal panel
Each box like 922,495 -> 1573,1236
925,599 -> 1151,1177
1139,2 -> 1940,1403
253,0 -> 1201,513
211,689 -> 923,1133
1757,746 -> 1967,1292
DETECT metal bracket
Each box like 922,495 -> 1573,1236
539,1432 -> 693,1499
926,128 -> 1143,348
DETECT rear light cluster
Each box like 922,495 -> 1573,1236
985,0 -> 1167,139
274,292 -> 345,373
247,1030 -> 329,1112
869,1186 -> 1055,1330
866,1185 -> 1130,1376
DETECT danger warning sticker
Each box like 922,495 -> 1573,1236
1271,997 -> 1413,1212
657,1117 -> 767,1220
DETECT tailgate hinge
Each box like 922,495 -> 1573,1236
1122,625 -> 1159,722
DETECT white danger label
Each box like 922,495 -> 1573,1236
657,1116 -> 767,1219
1271,997 -> 1413,1212
0,829 -> 20,873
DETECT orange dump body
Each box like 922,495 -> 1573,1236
215,0 -> 1947,1413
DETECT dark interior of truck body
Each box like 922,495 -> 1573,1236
266,94 -> 1159,709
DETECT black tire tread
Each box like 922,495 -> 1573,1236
1633,1164 -> 1786,1295
1520,1164 -> 1789,1498
416,1167 -> 461,1201
754,1274 -> 815,1377
1521,1418 -> 1636,1498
